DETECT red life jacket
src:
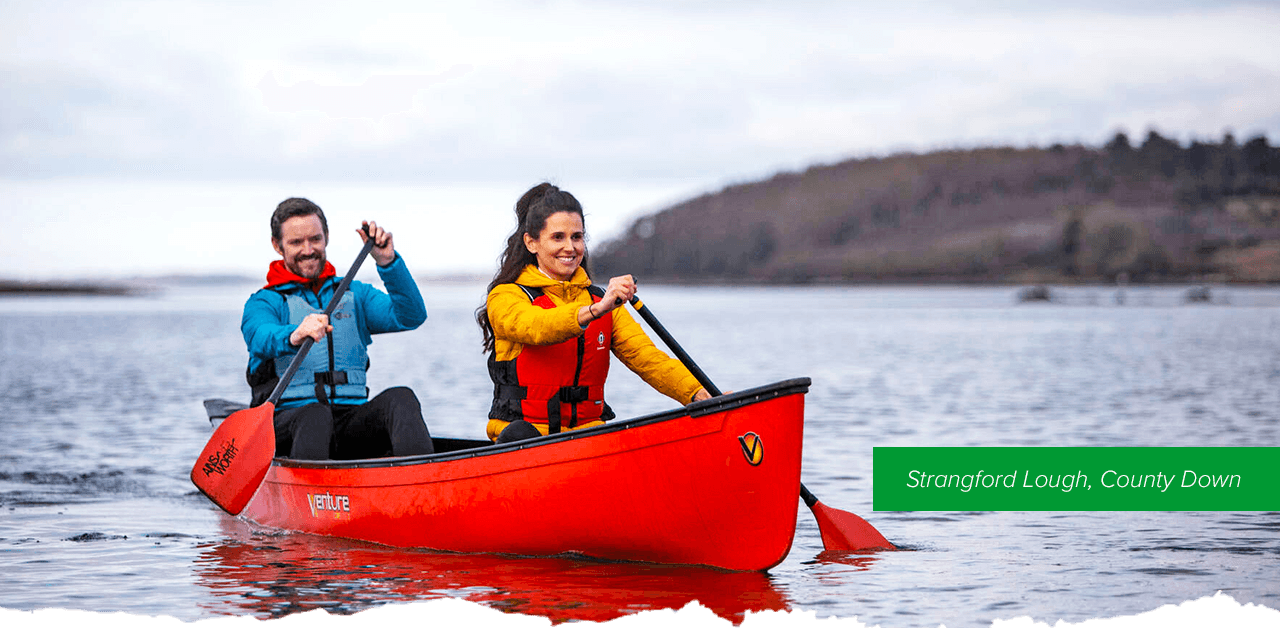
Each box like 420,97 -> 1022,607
487,284 -> 615,433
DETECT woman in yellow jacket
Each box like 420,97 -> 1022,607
477,183 -> 711,443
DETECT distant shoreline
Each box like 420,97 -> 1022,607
0,280 -> 143,296
0,272 -> 492,297
3,273 -> 1270,297
613,274 -> 1269,287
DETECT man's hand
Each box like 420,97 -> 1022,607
290,313 -> 332,346
360,220 -> 396,267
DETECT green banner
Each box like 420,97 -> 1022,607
873,447 -> 1280,511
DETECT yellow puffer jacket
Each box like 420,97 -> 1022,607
485,265 -> 704,440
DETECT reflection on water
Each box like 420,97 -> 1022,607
2,284 -> 1279,626
809,550 -> 887,570
195,516 -> 788,623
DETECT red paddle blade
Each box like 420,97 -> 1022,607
190,402 -> 276,515
809,500 -> 895,551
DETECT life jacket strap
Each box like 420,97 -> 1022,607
496,384 -> 527,401
547,385 -> 590,434
313,370 -> 351,405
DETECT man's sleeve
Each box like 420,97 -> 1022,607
361,252 -> 427,334
241,290 -> 297,360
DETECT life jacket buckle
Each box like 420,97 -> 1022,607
557,386 -> 589,403
313,371 -> 349,385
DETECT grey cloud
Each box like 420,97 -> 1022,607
2,1 -> 1277,185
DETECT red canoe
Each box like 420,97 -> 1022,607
202,378 -> 810,572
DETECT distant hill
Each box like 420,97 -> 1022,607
593,131 -> 1280,283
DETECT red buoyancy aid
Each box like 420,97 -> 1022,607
487,285 -> 615,433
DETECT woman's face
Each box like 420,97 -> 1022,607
524,211 -> 585,281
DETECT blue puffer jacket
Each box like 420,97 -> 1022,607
241,252 -> 426,409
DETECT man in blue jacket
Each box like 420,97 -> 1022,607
242,197 -> 434,459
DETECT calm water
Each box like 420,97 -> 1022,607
1,283 -> 1278,627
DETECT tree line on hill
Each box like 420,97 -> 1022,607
593,130 -> 1280,284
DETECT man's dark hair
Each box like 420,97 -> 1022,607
271,197 -> 329,241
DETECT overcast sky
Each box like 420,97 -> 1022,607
3,0 -> 1279,279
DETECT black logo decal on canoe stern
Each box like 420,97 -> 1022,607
738,432 -> 763,466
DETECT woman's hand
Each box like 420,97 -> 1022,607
692,388 -> 712,402
600,275 -> 637,310
579,274 -> 637,326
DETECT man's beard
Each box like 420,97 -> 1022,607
291,252 -> 325,278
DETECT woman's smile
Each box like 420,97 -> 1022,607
525,211 -> 586,281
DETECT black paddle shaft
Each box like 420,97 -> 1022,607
628,296 -> 722,397
629,294 -> 835,507
264,228 -> 377,407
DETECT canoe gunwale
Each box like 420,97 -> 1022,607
203,378 -> 811,471
271,376 -> 811,470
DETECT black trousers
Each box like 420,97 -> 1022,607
273,387 -> 434,460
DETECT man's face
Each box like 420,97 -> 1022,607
272,214 -> 328,279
